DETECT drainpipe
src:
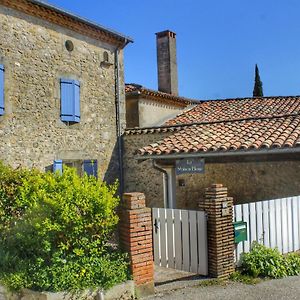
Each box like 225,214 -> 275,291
152,160 -> 169,208
114,42 -> 126,194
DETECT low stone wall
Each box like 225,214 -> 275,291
0,281 -> 135,300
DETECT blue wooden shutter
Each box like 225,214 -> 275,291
83,160 -> 98,177
0,65 -> 4,116
53,160 -> 63,174
74,81 -> 80,122
60,79 -> 80,122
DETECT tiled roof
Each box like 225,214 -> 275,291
125,84 -> 199,107
137,115 -> 300,156
165,96 -> 300,125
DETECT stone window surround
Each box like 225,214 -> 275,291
0,62 -> 84,129
0,57 -> 12,119
56,74 -> 82,128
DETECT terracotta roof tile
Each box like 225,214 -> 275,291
137,115 -> 300,156
165,96 -> 300,125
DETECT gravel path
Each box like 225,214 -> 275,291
144,276 -> 300,300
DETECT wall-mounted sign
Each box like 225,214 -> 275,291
175,158 -> 205,175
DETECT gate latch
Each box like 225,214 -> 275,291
154,219 -> 159,234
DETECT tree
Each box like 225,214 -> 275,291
253,64 -> 264,97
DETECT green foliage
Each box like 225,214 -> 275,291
0,162 -> 32,230
253,64 -> 264,97
0,163 -> 129,292
241,242 -> 300,279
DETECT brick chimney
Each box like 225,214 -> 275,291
156,30 -> 178,95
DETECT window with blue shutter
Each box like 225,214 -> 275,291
53,160 -> 63,174
60,79 -> 80,123
0,65 -> 4,116
83,160 -> 98,178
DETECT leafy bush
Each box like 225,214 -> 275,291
0,163 -> 129,292
241,242 -> 300,279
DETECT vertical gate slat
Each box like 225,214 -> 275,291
189,211 -> 198,273
287,197 -> 294,252
249,202 -> 256,248
181,210 -> 190,272
166,209 -> 175,268
262,200 -> 270,248
174,209 -> 182,270
287,197 -> 293,253
197,211 -> 208,275
298,197 -> 300,251
152,208 -> 160,266
269,200 -> 276,248
242,204 -> 250,252
234,205 -> 243,262
281,198 -> 288,254
292,197 -> 299,251
159,208 -> 168,267
275,199 -> 283,253
256,201 -> 263,244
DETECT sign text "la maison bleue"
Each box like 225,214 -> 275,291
176,158 -> 205,175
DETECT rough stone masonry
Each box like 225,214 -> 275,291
0,2 -> 126,182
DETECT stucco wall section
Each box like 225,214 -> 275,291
0,5 -> 125,182
138,98 -> 185,127
126,96 -> 186,128
124,133 -> 300,208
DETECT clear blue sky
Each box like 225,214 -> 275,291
47,0 -> 300,100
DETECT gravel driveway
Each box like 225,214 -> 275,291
144,275 -> 300,300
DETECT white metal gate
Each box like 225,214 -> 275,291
152,208 -> 208,275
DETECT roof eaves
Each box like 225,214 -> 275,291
28,0 -> 133,45
136,147 -> 300,160
126,86 -> 199,105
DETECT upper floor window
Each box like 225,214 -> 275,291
60,79 -> 80,123
0,65 -> 4,116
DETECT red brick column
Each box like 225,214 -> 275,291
119,192 -> 154,297
199,184 -> 235,278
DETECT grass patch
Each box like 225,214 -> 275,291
198,278 -> 228,287
230,271 -> 263,285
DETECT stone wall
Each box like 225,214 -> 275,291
124,133 -> 300,207
123,132 -> 170,207
0,4 -> 125,182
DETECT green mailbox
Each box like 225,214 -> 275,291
233,221 -> 247,244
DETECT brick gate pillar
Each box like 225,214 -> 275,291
199,184 -> 235,278
119,192 -> 154,297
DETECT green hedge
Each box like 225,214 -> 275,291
0,162 -> 129,291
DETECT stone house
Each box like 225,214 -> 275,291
124,31 -> 300,209
0,0 -> 132,184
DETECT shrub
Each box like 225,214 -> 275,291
0,163 -> 129,292
0,162 -> 32,230
241,242 -> 300,279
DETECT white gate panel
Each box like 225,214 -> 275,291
234,195 -> 300,263
153,208 -> 208,275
